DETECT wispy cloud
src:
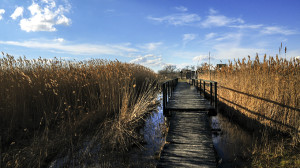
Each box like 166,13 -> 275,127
183,33 -> 197,45
130,54 -> 164,67
183,33 -> 197,41
209,8 -> 218,15
174,6 -> 188,12
0,9 -> 5,20
260,26 -> 297,35
201,15 -> 244,28
11,7 -> 24,20
138,42 -> 163,50
205,33 -> 217,40
0,39 -> 138,55
193,55 -> 215,62
148,13 -> 201,26
229,24 -> 263,29
215,33 -> 242,41
201,8 -> 244,27
104,9 -> 115,13
54,38 -> 64,42
19,0 -> 71,32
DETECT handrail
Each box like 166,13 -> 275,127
162,78 -> 178,116
190,79 -> 218,110
197,79 -> 217,83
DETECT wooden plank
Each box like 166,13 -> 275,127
157,112 -> 216,168
165,82 -> 214,111
158,82 -> 216,167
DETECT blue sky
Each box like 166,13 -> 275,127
0,0 -> 300,71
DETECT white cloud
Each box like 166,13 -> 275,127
193,55 -> 214,62
0,39 -> 138,55
138,42 -> 163,50
205,33 -> 217,40
183,34 -> 197,45
175,6 -> 188,12
209,8 -> 218,15
54,38 -> 64,42
0,9 -> 5,20
19,0 -> 71,32
11,7 -> 24,20
183,33 -> 197,41
148,13 -> 201,26
230,24 -> 263,29
201,14 -> 244,27
260,26 -> 297,35
130,54 -> 164,67
56,15 -> 70,25
215,33 -> 242,41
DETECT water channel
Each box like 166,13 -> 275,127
50,94 -> 259,167
210,112 -> 256,167
143,94 -> 258,167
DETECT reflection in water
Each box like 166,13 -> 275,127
143,94 -> 166,157
211,113 -> 255,168
123,94 -> 166,167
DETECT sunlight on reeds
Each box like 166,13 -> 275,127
199,54 -> 300,141
0,54 -> 158,167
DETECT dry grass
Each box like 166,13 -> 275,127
0,54 -> 159,167
198,54 -> 300,140
198,54 -> 300,167
251,130 -> 300,168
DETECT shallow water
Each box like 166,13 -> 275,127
51,95 -> 167,167
143,94 -> 166,156
211,112 -> 255,167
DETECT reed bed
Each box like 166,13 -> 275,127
0,54 -> 159,167
198,54 -> 300,140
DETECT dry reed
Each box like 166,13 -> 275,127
0,54 -> 158,167
198,54 -> 300,140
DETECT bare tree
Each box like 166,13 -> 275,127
158,65 -> 178,79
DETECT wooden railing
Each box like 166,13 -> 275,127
162,78 -> 178,115
190,79 -> 218,110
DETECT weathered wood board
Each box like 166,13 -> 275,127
157,112 -> 216,168
166,82 -> 214,111
158,82 -> 216,167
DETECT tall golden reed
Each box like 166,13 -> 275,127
198,54 -> 299,140
0,54 -> 158,167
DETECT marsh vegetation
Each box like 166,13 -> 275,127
0,54 -> 160,167
199,54 -> 300,167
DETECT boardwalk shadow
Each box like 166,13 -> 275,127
219,86 -> 300,112
218,96 -> 298,134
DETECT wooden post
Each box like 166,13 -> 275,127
168,81 -> 171,99
210,82 -> 213,105
200,80 -> 202,95
167,82 -> 170,100
163,83 -> 166,115
214,82 -> 218,109
169,81 -> 172,98
203,81 -> 206,98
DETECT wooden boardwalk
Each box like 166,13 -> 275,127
166,82 -> 214,111
158,82 -> 216,168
